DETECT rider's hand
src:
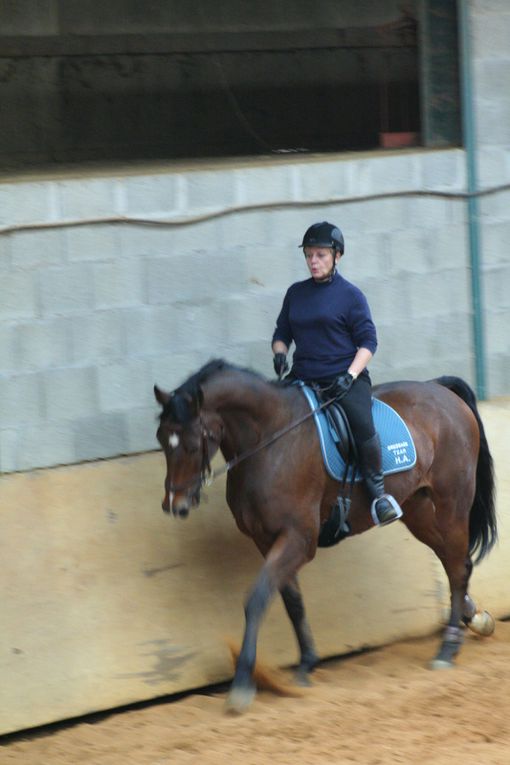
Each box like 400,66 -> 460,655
273,353 -> 289,378
331,372 -> 355,399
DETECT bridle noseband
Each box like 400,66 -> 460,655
164,418 -> 218,495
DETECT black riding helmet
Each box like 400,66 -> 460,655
299,221 -> 345,255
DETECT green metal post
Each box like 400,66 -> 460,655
458,0 -> 486,399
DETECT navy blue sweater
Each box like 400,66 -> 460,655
272,271 -> 377,381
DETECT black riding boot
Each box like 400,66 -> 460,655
358,434 -> 403,526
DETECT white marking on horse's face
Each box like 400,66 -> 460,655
169,433 -> 180,449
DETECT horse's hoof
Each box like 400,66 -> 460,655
224,685 -> 256,714
468,610 -> 495,637
429,658 -> 455,670
294,669 -> 313,687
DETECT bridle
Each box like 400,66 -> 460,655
162,391 -> 337,495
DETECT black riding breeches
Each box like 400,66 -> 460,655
337,374 -> 376,445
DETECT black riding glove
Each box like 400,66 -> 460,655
331,372 -> 355,400
273,352 -> 289,378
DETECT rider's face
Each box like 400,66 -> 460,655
304,246 -> 340,281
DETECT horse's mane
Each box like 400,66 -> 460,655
160,358 -> 266,424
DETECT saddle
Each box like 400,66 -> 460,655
298,383 -> 417,548
299,383 -> 416,483
324,401 -> 358,465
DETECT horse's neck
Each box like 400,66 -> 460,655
203,372 -> 295,458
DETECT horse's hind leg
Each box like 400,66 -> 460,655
281,576 -> 319,685
403,491 -> 472,668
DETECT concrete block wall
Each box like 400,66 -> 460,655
2,147 -> 496,473
472,0 -> 510,398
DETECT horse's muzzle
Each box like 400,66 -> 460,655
161,492 -> 192,518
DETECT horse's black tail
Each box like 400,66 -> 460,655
434,375 -> 497,564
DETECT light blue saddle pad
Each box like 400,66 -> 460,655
299,383 -> 416,482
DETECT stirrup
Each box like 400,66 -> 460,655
370,494 -> 403,527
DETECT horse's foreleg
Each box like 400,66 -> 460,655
226,528 -> 310,713
281,576 -> 319,685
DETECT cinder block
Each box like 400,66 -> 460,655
92,259 -> 145,309
482,264 -> 510,310
403,197 -> 451,229
43,367 -> 99,421
38,263 -> 94,316
56,179 -> 116,220
10,229 -> 65,268
0,429 -> 19,473
146,250 -> 245,305
0,270 -> 38,320
118,224 -> 172,259
485,309 -> 510,356
185,170 -> 236,210
477,148 -> 509,189
125,406 -> 160,453
97,359 -> 152,413
476,59 -> 510,105
124,305 -> 190,359
66,224 -> 119,262
72,412 -> 129,463
176,300 -> 229,351
231,164 -> 296,206
403,269 -> 471,319
14,318 -> 72,372
225,292 -> 282,344
0,324 -> 16,374
242,244 -> 295,291
487,353 -> 510,398
264,208 -> 303,247
473,1 -> 510,16
351,197 -> 406,233
352,153 -> 419,196
3,422 -> 75,472
475,100 -> 510,146
342,231 -> 394,281
150,350 -> 206,393
481,221 -> 510,267
428,224 -> 469,270
69,310 -> 127,365
0,182 -> 51,226
0,374 -> 43,427
246,339 -> 277,378
420,150 -> 465,190
123,174 -> 178,215
163,216 -> 224,254
295,159 -> 354,202
0,233 -> 11,265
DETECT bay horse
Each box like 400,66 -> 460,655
154,359 -> 497,712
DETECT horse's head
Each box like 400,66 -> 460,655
154,382 -> 222,518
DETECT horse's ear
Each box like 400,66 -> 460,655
183,385 -> 203,417
154,385 -> 172,406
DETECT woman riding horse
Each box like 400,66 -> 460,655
272,220 -> 401,526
